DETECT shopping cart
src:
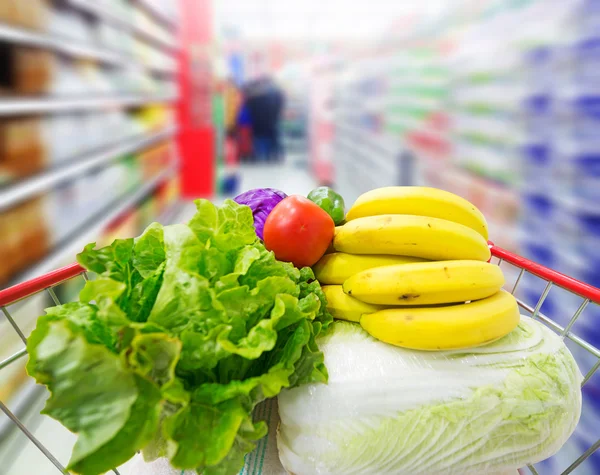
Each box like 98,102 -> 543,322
1,244 -> 600,475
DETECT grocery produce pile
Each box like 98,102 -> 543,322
25,186 -> 582,475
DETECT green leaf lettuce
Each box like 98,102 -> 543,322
26,199 -> 332,475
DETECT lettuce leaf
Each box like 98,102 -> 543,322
26,199 -> 332,475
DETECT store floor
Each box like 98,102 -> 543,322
179,160 -> 317,221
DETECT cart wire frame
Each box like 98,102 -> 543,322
1,243 -> 600,475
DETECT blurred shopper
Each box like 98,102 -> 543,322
244,76 -> 285,162
237,94 -> 254,162
222,128 -> 240,195
224,78 -> 242,135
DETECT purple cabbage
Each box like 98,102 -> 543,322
234,188 -> 287,240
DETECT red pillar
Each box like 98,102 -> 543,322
177,0 -> 214,198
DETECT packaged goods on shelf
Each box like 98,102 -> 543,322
42,113 -> 104,163
522,144 -> 552,192
557,148 -> 600,203
48,57 -> 86,95
0,45 -> 54,95
94,21 -> 132,55
42,157 -> 133,244
139,142 -> 171,178
522,192 -> 553,238
135,104 -> 172,130
42,113 -> 83,162
37,107 -> 169,169
138,0 -> 179,26
0,198 -> 49,286
0,0 -> 49,31
47,7 -> 91,43
132,6 -> 175,49
0,117 -> 47,183
557,198 -> 600,261
78,62 -> 114,94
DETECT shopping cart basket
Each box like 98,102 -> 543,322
1,243 -> 600,475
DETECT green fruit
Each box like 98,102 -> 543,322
307,187 -> 345,225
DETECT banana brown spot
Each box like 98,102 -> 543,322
399,294 -> 420,300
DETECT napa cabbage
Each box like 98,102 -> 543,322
278,317 -> 582,475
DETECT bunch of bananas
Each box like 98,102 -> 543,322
313,187 -> 520,351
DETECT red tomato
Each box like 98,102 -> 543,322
263,195 -> 335,268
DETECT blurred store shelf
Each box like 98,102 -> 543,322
0,22 -> 176,75
66,0 -> 178,53
0,0 -> 182,468
0,94 -> 177,117
134,0 -> 178,30
66,0 -> 133,31
0,126 -> 178,212
0,22 -> 124,65
9,164 -> 178,288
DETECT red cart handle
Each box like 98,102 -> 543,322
0,263 -> 84,307
489,242 -> 600,304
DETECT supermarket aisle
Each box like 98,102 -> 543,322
237,162 -> 316,197
179,162 -> 317,220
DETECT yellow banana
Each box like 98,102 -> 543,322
346,186 -> 488,239
333,215 -> 491,262
360,290 -> 520,351
322,285 -> 386,323
313,252 -> 426,285
343,260 -> 504,305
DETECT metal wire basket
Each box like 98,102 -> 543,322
1,243 -> 599,475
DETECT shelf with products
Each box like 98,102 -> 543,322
0,105 -> 176,184
0,21 -> 122,66
0,0 -> 178,73
0,22 -> 177,75
65,0 -> 178,53
0,93 -> 177,116
335,128 -> 398,172
0,146 -> 178,288
0,125 -> 177,212
134,0 -> 178,29
0,0 -> 183,466
0,47 -> 177,99
65,0 -> 132,31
